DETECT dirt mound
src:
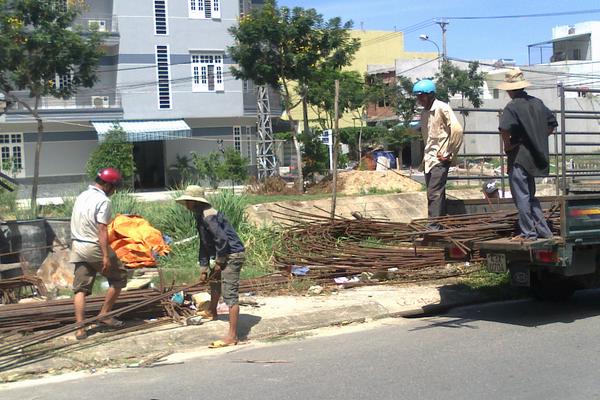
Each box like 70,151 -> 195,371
307,170 -> 423,195
339,170 -> 423,194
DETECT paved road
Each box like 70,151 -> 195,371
4,291 -> 600,400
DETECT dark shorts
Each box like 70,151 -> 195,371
72,252 -> 128,295
209,252 -> 244,306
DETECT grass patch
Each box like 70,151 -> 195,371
457,268 -> 525,299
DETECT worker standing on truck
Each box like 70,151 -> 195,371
176,185 -> 245,348
70,168 -> 128,340
413,79 -> 464,228
498,68 -> 557,241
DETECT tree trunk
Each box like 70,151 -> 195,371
31,102 -> 43,215
292,125 -> 304,193
281,79 -> 304,193
302,93 -> 310,137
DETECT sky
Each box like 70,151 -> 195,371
277,0 -> 600,65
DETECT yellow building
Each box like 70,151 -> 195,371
286,29 -> 437,128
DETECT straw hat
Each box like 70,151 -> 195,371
175,185 -> 210,205
497,68 -> 531,90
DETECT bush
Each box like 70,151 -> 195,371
86,125 -> 135,185
192,148 -> 249,189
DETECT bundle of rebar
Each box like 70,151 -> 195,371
272,203 -> 562,281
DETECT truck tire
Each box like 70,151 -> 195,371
531,273 -> 576,301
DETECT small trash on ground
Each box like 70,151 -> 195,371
186,316 -> 203,325
307,285 -> 323,295
291,266 -> 310,276
171,291 -> 184,305
217,302 -> 229,314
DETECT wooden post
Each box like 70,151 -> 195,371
330,80 -> 340,219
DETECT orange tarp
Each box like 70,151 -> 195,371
108,214 -> 171,268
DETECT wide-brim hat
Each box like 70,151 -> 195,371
175,185 -> 210,205
497,67 -> 531,90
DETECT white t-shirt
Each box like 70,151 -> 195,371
70,185 -> 112,262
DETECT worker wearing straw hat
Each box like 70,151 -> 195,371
176,185 -> 245,348
498,68 -> 557,241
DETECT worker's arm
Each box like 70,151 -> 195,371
438,108 -> 463,162
499,129 -> 518,152
545,104 -> 558,136
95,199 -> 113,275
196,221 -> 211,282
97,223 -> 111,275
205,211 -> 230,268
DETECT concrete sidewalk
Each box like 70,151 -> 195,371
0,282 -> 493,383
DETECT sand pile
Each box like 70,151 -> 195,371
339,170 -> 423,194
308,170 -> 423,194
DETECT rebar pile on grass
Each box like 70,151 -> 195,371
272,203 -> 562,282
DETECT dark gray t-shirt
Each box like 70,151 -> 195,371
499,92 -> 558,176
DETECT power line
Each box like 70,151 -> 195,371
443,9 -> 600,20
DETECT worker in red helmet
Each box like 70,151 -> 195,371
70,167 -> 127,340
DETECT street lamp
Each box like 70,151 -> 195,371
419,34 -> 441,68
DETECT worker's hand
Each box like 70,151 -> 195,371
436,151 -> 451,163
101,255 -> 111,275
199,272 -> 208,283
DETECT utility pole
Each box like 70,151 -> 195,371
330,80 -> 340,219
435,19 -> 449,61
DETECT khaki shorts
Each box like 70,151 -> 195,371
72,250 -> 128,295
209,252 -> 244,307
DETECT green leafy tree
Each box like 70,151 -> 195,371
299,131 -> 329,180
435,61 -> 486,109
192,151 -> 222,189
0,0 -> 104,210
228,0 -> 360,191
221,147 -> 249,185
307,69 -> 365,131
86,125 -> 135,186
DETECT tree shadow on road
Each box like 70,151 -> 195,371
414,287 -> 600,330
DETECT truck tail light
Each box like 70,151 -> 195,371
534,249 -> 558,263
448,246 -> 467,260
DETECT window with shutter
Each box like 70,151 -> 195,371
154,0 -> 168,35
155,45 -> 172,109
191,53 -> 225,92
189,0 -> 221,18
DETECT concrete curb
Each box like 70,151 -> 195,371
0,289 -> 495,383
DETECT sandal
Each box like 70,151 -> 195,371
75,331 -> 88,340
208,339 -> 237,349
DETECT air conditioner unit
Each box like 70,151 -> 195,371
88,19 -> 107,32
91,96 -> 109,108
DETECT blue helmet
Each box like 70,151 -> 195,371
412,79 -> 436,94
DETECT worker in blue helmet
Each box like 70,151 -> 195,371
413,79 -> 464,229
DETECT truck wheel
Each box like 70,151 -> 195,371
531,273 -> 576,301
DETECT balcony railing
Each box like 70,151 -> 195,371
9,90 -> 122,111
76,15 -> 119,34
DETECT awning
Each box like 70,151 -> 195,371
92,119 -> 191,142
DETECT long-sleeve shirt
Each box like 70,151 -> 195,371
195,207 -> 245,267
420,99 -> 464,173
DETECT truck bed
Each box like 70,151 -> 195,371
477,237 -> 563,252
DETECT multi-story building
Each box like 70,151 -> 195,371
0,0 -> 278,195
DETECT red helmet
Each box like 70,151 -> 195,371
97,167 -> 122,185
